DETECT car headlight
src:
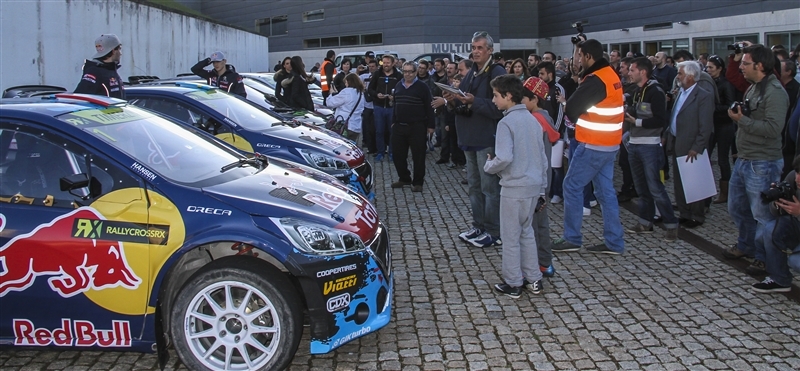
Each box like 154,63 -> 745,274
272,217 -> 366,255
300,149 -> 350,171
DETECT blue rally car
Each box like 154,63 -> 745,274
123,82 -> 375,202
0,94 -> 392,370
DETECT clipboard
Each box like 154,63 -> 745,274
434,82 -> 466,97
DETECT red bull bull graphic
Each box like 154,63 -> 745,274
13,318 -> 132,347
0,208 -> 142,297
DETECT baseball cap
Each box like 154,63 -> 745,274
210,51 -> 226,62
523,77 -> 549,100
493,52 -> 504,60
92,34 -> 121,59
365,51 -> 375,58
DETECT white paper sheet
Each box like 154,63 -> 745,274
551,140 -> 565,168
676,150 -> 717,203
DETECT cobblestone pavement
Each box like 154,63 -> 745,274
2,150 -> 799,370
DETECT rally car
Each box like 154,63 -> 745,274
124,82 -> 375,202
0,94 -> 392,370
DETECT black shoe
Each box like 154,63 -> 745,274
391,181 -> 411,188
460,179 -> 468,185
522,279 -> 543,294
721,245 -> 748,260
678,217 -> 690,224
681,219 -> 703,229
653,214 -> 663,223
551,238 -> 581,252
494,282 -> 522,298
745,260 -> 767,275
752,277 -> 791,293
436,159 -> 449,164
585,244 -> 622,255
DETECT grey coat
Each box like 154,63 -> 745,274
667,84 -> 714,157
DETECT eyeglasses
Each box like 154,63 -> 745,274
740,61 -> 754,66
402,70 -> 416,74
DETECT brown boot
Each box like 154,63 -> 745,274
713,181 -> 728,204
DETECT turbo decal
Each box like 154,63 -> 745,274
323,274 -> 357,296
72,218 -> 170,245
0,208 -> 142,297
13,319 -> 132,347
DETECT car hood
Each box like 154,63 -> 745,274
256,123 -> 364,167
203,161 -> 378,241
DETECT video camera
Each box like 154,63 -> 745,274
571,22 -> 586,45
727,42 -> 746,54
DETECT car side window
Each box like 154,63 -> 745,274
0,128 -> 139,208
131,97 -> 228,135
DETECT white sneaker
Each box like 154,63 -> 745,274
583,207 -> 591,216
589,200 -> 598,208
550,195 -> 563,204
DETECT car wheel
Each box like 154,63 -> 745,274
170,259 -> 303,370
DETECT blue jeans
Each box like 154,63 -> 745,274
464,148 -> 501,236
764,216 -> 800,287
728,159 -> 782,262
628,144 -> 678,228
562,143 -> 625,252
569,136 -> 596,207
373,106 -> 393,155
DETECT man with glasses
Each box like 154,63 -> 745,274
723,44 -> 790,278
75,34 -> 125,99
443,31 -> 507,248
390,62 -> 436,193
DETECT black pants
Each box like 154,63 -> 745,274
440,118 -> 465,165
619,143 -> 634,193
672,155 -> 706,222
391,123 -> 427,186
361,108 -> 375,153
708,122 -> 735,181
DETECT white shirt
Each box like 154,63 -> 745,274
325,87 -> 365,133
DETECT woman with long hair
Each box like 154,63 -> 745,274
510,58 -> 530,81
325,73 -> 365,143
288,56 -> 315,111
273,56 -> 293,105
706,55 -> 737,203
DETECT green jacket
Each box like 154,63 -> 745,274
735,74 -> 789,161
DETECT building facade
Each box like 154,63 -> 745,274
182,0 -> 798,67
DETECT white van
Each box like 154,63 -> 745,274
334,50 -> 399,67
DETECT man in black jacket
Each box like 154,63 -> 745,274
624,57 -> 679,241
74,34 -> 125,99
368,55 -> 403,162
191,51 -> 246,98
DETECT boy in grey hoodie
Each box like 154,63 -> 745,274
484,75 -> 549,298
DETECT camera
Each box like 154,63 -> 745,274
454,104 -> 472,117
729,99 -> 751,117
570,22 -> 586,45
727,42 -> 745,53
761,181 -> 796,204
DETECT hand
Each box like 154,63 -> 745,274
487,153 -> 494,160
624,113 -> 635,124
728,106 -> 743,122
557,94 -> 566,104
427,128 -> 435,135
457,93 -> 475,105
442,91 -> 456,101
432,97 -> 446,109
445,125 -> 450,132
776,196 -> 800,216
686,150 -> 699,162
536,196 -> 547,213
377,93 -> 385,99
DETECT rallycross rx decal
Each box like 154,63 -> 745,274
73,218 -> 170,245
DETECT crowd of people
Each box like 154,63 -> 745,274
75,31 -> 800,297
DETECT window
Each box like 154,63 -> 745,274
255,15 -> 288,37
303,9 -> 324,22
644,39 -> 689,57
643,22 -> 673,31
693,34 -> 758,57
766,31 -> 800,50
303,33 -> 383,49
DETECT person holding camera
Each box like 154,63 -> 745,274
756,155 -> 800,293
722,44 -> 790,276
551,38 -> 626,255
443,31 -> 507,248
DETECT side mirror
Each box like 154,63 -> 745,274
60,173 -> 89,191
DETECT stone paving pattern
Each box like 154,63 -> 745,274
2,151 -> 799,370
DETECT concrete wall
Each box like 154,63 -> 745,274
0,0 -> 270,91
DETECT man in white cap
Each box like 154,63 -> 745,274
75,34 -> 125,99
191,51 -> 247,98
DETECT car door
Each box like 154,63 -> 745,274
0,121 -> 151,347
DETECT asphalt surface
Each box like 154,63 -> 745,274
2,149 -> 800,370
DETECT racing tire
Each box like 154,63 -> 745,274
169,258 -> 303,371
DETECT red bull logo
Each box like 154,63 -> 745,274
13,318 -> 131,347
0,208 -> 142,297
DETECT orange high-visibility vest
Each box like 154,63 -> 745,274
575,65 -> 624,146
320,60 -> 337,92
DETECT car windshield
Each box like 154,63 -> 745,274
56,105 -> 253,184
184,89 -> 282,131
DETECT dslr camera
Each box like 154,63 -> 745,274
761,181 -> 796,204
729,99 -> 751,117
454,104 -> 472,117
727,42 -> 746,54
570,22 -> 586,45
